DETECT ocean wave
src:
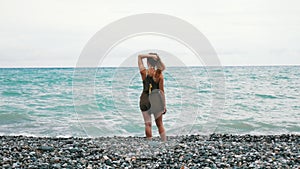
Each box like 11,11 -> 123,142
255,94 -> 278,99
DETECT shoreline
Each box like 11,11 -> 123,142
1,134 -> 299,168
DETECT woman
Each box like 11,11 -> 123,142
138,53 -> 167,141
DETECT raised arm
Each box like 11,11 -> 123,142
138,54 -> 158,71
157,57 -> 166,71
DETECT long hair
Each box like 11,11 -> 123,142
147,53 -> 162,82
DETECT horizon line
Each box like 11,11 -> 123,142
0,64 -> 300,69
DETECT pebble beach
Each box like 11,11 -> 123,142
1,134 -> 299,168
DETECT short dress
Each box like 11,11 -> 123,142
139,74 -> 160,112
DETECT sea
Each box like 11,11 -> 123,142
0,66 -> 299,137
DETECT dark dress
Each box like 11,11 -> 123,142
139,75 -> 160,112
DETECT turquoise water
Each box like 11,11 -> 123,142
0,66 -> 299,137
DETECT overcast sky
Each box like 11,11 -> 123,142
0,0 -> 299,67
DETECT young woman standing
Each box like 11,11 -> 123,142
138,53 -> 167,141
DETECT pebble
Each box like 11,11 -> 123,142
103,155 -> 109,160
37,146 -> 54,152
0,134 -> 298,168
125,157 -> 131,162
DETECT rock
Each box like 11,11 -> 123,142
52,163 -> 61,169
69,147 -> 79,153
12,162 -> 20,168
105,159 -> 112,166
2,164 -> 10,168
87,164 -> 92,169
29,151 -> 36,156
40,163 -> 50,168
103,155 -> 109,160
37,146 -> 54,152
53,157 -> 60,163
179,156 -> 184,162
125,157 -> 131,162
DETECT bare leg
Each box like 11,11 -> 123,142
155,113 -> 167,141
142,111 -> 152,140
